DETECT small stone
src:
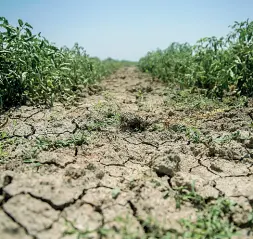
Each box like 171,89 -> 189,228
120,112 -> 149,132
96,170 -> 105,179
168,111 -> 175,116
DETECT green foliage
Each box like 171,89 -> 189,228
181,199 -> 237,239
213,131 -> 242,144
139,19 -> 253,98
61,189 -> 247,239
103,57 -> 137,74
0,17 -> 125,109
139,43 -> 193,87
185,127 -> 201,143
111,187 -> 121,199
35,134 -> 87,151
174,183 -> 205,210
22,132 -> 88,164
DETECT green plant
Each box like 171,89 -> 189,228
139,43 -> 193,88
22,132 -> 88,164
185,127 -> 201,143
180,199 -> 237,239
136,89 -> 144,101
35,133 -> 87,151
0,17 -> 127,109
85,102 -> 120,131
111,187 -> 121,199
22,147 -> 40,164
213,131 -> 242,144
139,19 -> 253,98
174,183 -> 205,210
85,113 -> 120,131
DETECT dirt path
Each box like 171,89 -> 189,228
0,67 -> 253,239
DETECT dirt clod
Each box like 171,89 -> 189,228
153,149 -> 181,177
3,194 -> 60,236
120,112 -> 149,132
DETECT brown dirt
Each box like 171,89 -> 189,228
0,67 -> 253,238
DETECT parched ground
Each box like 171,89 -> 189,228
0,67 -> 253,239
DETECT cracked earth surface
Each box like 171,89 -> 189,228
0,67 -> 253,238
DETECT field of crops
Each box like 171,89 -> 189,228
0,17 -> 134,110
1,17 -> 253,239
139,20 -> 253,99
2,18 -> 253,110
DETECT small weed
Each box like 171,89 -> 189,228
174,182 -> 205,210
213,131 -> 242,144
86,163 -> 96,171
86,113 -> 120,131
22,146 -> 40,164
35,133 -> 87,151
111,187 -> 121,199
87,102 -> 120,131
180,199 -> 237,239
150,178 -> 162,188
170,124 -> 187,133
136,89 -> 144,101
170,183 -> 241,238
185,127 -> 201,143
247,211 -> 253,228
22,132 -> 88,164
169,124 -> 202,143
0,131 -> 8,139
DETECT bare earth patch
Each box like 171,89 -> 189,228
0,67 -> 253,238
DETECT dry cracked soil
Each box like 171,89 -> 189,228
0,67 -> 253,239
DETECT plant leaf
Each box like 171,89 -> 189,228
112,188 -> 121,199
25,22 -> 33,29
18,19 -> 24,27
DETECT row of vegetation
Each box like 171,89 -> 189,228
139,20 -> 253,98
0,17 -> 135,110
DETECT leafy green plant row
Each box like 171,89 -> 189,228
138,19 -> 253,98
0,17 -> 135,109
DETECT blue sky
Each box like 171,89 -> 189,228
1,0 -> 253,61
